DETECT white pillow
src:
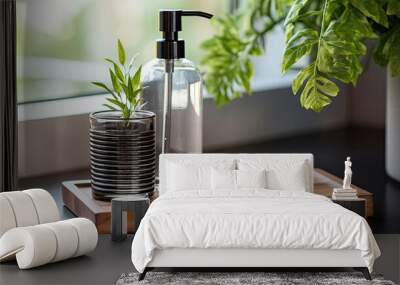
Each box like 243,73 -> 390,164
211,169 -> 267,190
166,160 -> 235,191
167,162 -> 208,191
211,168 -> 236,190
236,169 -> 267,188
238,159 -> 308,191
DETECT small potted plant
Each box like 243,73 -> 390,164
90,40 -> 156,200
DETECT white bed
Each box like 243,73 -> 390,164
131,154 -> 380,280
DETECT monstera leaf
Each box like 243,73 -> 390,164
282,0 -> 377,111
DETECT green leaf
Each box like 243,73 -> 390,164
284,0 -> 313,26
292,62 -> 315,94
285,23 -> 295,43
284,2 -> 373,111
323,0 -> 342,26
104,57 -> 118,66
117,39 -> 126,65
109,69 -> 122,93
92,82 -> 114,95
132,65 -> 142,90
315,7 -> 374,86
316,76 -> 339,96
113,63 -> 125,83
282,29 -> 318,73
106,98 -> 125,109
323,8 -> 376,40
373,31 -> 391,67
103,103 -> 117,111
126,75 -> 133,102
130,89 -> 142,104
350,0 -> 388,27
387,0 -> 400,17
299,75 -> 338,112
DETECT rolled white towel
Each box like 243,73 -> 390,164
0,191 -> 40,228
23,189 -> 60,224
0,189 -> 60,237
0,218 -> 98,269
0,196 -> 17,237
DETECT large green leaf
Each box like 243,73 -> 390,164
131,65 -> 142,91
300,75 -> 339,112
117,39 -> 126,65
109,69 -> 122,94
105,58 -> 125,83
92,82 -> 114,96
350,0 -> 388,27
283,2 -> 377,111
292,62 -> 314,94
284,0 -> 313,26
282,29 -> 318,73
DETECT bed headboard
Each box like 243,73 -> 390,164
159,153 -> 314,194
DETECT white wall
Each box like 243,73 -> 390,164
18,87 -> 349,178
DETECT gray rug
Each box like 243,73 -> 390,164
116,272 -> 396,285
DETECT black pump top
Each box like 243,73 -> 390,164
157,10 -> 213,59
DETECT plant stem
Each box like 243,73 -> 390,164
313,0 -> 329,80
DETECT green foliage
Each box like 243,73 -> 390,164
350,0 -> 388,27
201,0 -> 400,112
92,40 -> 143,119
201,0 -> 290,106
283,1 -> 376,111
374,23 -> 400,76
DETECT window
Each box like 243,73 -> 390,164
16,0 -> 227,104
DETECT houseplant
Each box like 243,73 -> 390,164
202,0 -> 400,180
90,40 -> 156,200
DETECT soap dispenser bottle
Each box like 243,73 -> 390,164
141,10 -> 213,161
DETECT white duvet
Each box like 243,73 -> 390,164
131,190 -> 380,273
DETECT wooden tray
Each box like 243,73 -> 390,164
62,169 -> 373,234
62,181 -> 136,234
314,168 -> 373,217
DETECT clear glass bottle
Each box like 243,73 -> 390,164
140,10 -> 212,176
141,58 -> 202,161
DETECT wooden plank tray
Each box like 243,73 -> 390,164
314,168 -> 373,217
62,181 -> 136,234
62,169 -> 373,234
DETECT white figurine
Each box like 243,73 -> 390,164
342,157 -> 352,190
